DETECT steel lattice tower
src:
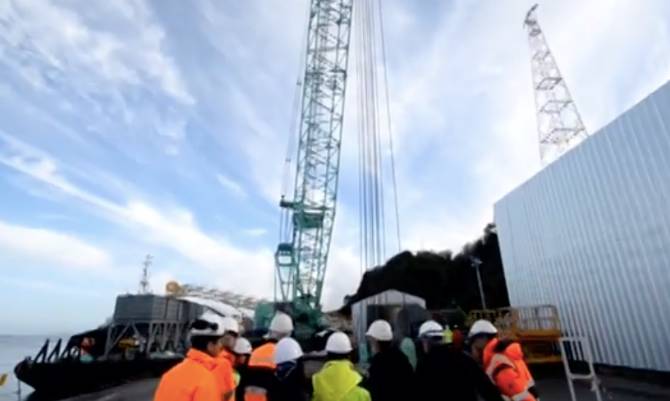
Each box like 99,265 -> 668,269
275,0 -> 354,311
524,4 -> 588,164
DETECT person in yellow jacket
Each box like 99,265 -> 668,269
312,331 -> 370,401
154,311 -> 226,401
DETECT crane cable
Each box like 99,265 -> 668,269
378,0 -> 402,253
354,0 -> 401,276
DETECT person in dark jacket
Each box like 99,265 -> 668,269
233,337 -> 252,401
272,337 -> 309,401
415,320 -> 504,401
363,320 -> 414,401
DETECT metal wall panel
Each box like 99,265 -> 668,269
494,81 -> 670,372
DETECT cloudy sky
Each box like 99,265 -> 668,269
0,0 -> 668,334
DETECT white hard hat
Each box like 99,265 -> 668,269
468,320 -> 498,338
418,320 -> 444,338
274,337 -> 303,364
190,310 -> 225,336
366,320 -> 393,341
269,312 -> 294,334
326,331 -> 353,354
233,337 -> 252,355
222,316 -> 240,335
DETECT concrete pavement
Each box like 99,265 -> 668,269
55,373 -> 670,401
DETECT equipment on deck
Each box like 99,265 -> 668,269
14,293 -> 208,398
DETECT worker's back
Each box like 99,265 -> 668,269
273,359 -> 310,401
312,360 -> 370,401
249,342 -> 277,370
365,346 -> 414,401
416,345 -> 503,401
154,349 -> 220,401
241,341 -> 278,401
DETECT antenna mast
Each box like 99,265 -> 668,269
139,254 -> 152,294
524,4 -> 588,164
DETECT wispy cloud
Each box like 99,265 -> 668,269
0,220 -> 111,271
0,0 -> 196,160
216,173 -> 248,199
0,0 -> 194,104
243,227 -> 268,237
1,133 -> 274,297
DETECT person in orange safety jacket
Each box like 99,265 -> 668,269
240,312 -> 294,401
154,311 -> 227,401
469,320 -> 540,401
214,316 -> 241,401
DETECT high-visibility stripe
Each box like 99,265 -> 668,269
511,390 -> 532,401
499,390 -> 532,401
486,353 -> 535,401
485,353 -> 516,379
244,386 -> 268,401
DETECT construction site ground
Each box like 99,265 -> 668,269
55,372 -> 670,401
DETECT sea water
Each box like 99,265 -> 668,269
0,335 -> 68,401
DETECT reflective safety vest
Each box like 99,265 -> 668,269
153,349 -> 220,401
248,342 -> 276,370
483,339 -> 537,401
214,353 -> 236,401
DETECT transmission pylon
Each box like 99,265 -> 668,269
524,4 -> 588,164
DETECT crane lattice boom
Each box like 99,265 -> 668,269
275,0 -> 354,311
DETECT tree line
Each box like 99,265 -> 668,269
343,223 -> 510,312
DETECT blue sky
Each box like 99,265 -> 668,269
0,0 -> 668,335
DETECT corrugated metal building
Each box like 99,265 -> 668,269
494,81 -> 670,372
